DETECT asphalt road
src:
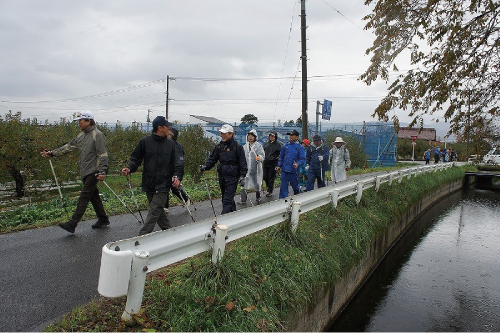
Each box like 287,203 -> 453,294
0,190 -> 280,332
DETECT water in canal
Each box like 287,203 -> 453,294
329,188 -> 500,332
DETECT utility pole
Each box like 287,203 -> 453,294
146,109 -> 152,132
300,0 -> 309,140
165,75 -> 170,120
315,100 -> 323,135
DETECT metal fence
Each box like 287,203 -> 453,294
97,162 -> 454,320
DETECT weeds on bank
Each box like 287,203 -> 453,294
45,166 -> 468,332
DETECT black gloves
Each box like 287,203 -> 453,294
238,177 -> 245,187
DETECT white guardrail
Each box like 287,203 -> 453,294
98,162 -> 455,320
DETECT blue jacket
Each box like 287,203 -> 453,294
306,144 -> 330,171
278,140 -> 305,173
424,150 -> 430,160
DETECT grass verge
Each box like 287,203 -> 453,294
44,165 -> 473,332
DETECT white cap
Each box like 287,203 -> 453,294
219,124 -> 234,133
73,111 -> 94,121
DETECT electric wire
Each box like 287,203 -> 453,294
319,0 -> 373,39
273,0 -> 298,126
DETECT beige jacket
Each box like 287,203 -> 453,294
52,125 -> 109,178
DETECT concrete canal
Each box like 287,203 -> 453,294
329,187 -> 500,331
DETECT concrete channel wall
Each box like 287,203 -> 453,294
290,178 -> 465,331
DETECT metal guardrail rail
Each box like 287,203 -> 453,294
98,162 -> 455,320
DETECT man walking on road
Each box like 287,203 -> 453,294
41,111 -> 110,233
200,124 -> 247,214
329,136 -> 351,183
305,134 -> 330,191
276,129 -> 305,199
121,116 -> 182,235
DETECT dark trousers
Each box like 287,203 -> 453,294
140,192 -> 171,235
219,175 -> 238,214
434,155 -> 440,163
69,174 -> 108,226
263,165 -> 277,194
305,169 -> 326,191
166,187 -> 189,208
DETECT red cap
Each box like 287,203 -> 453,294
302,139 -> 310,147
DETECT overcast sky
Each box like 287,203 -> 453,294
0,0 -> 447,131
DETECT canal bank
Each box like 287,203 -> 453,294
291,172 -> 466,331
330,187 -> 500,331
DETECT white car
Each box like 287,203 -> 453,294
483,147 -> 500,164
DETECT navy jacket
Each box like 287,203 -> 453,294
306,144 -> 331,171
204,136 -> 247,179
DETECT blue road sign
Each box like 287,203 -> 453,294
322,99 -> 332,120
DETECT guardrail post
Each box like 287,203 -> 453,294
356,182 -> 364,204
290,201 -> 301,233
388,172 -> 394,185
375,176 -> 381,192
398,170 -> 404,183
122,250 -> 150,322
330,190 -> 340,209
212,224 -> 229,264
407,169 -> 412,180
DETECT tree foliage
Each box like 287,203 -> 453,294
0,114 -> 216,196
362,0 -> 500,135
240,113 -> 258,124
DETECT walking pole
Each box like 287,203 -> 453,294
48,159 -> 63,199
126,174 -> 145,224
177,184 -> 196,222
102,180 -> 142,224
202,172 -> 217,222
243,188 -> 254,206
184,190 -> 197,211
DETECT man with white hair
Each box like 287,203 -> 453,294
329,136 -> 351,183
200,124 -> 247,214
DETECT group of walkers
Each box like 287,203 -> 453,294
423,147 -> 457,164
41,113 -> 351,235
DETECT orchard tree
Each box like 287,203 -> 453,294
362,0 -> 500,135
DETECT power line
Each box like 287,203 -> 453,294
319,0 -> 373,39
273,0 -> 299,125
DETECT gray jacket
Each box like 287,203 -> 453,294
52,125 -> 109,178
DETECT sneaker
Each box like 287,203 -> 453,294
163,208 -> 169,213
59,221 -> 76,233
266,192 -> 272,197
91,220 -> 110,229
185,199 -> 192,207
237,200 -> 247,205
